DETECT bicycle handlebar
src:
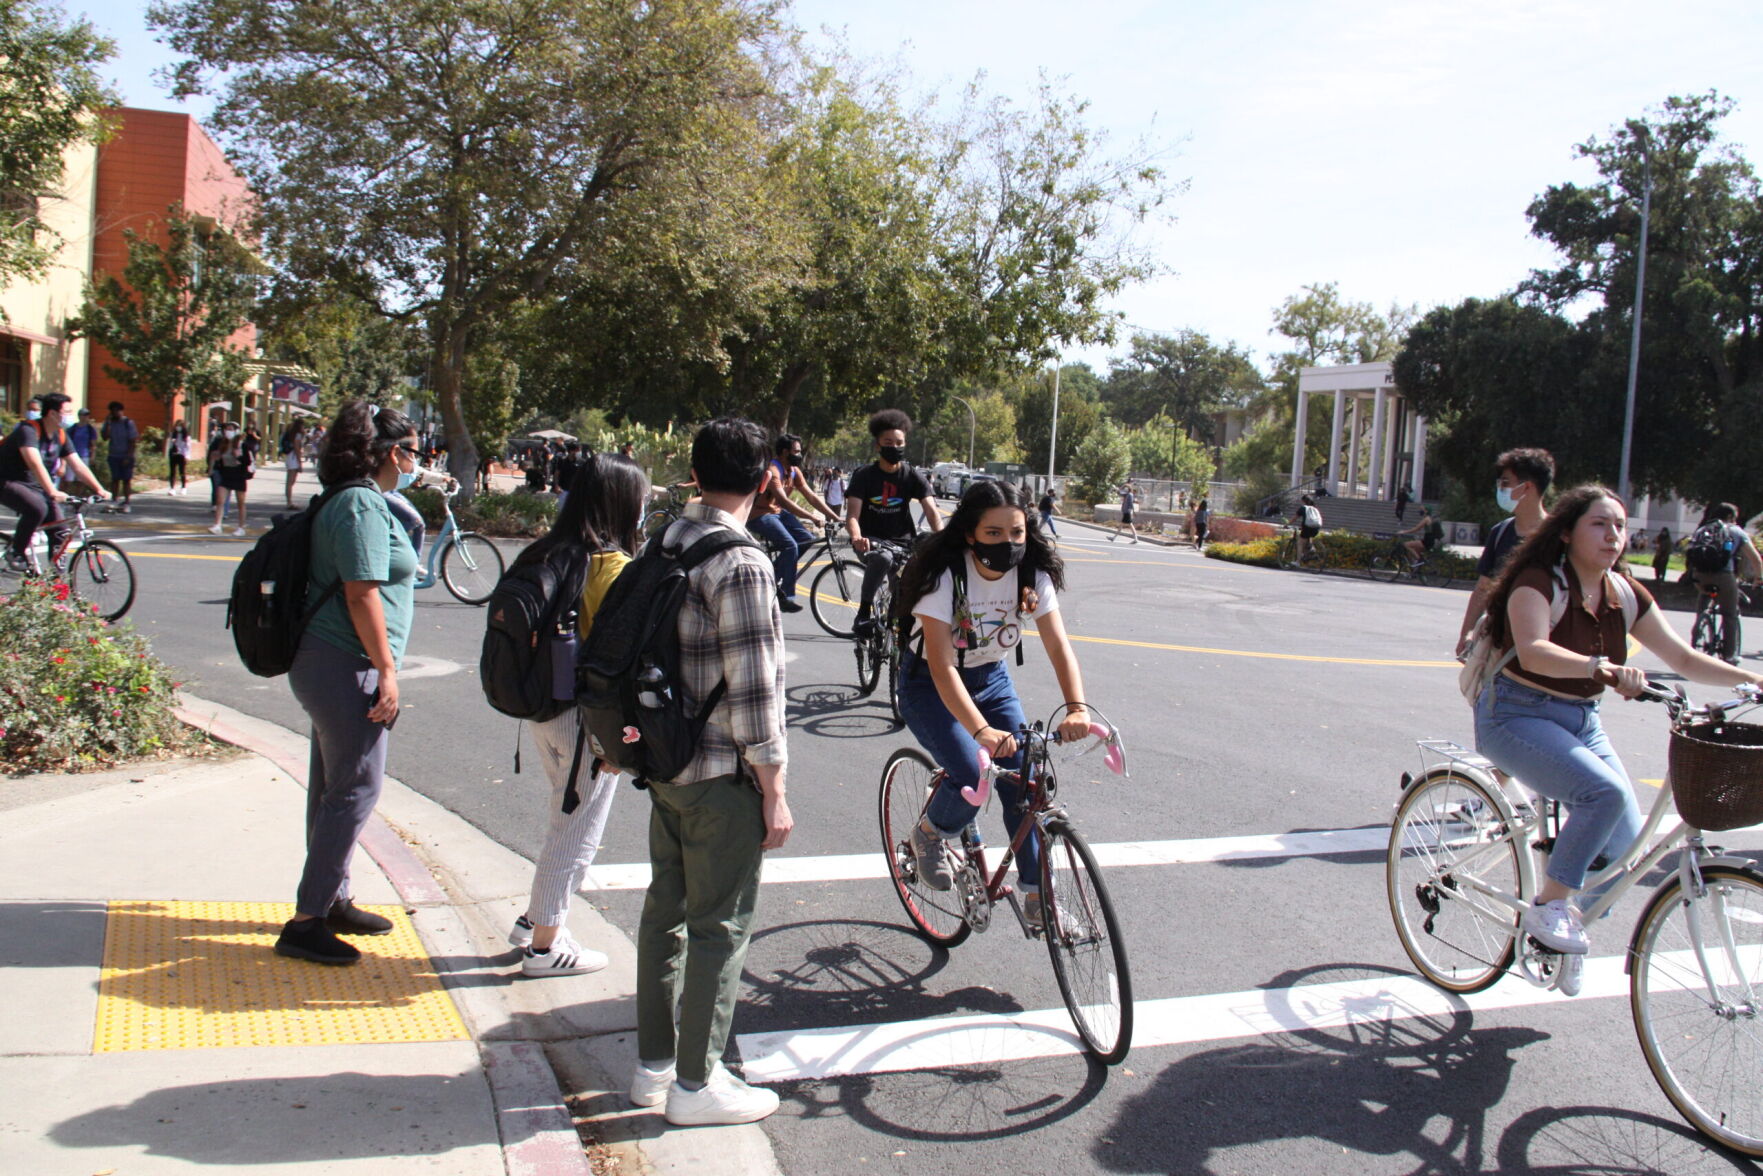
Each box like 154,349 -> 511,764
965,720 -> 1127,806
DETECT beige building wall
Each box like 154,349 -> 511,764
0,136 -> 99,411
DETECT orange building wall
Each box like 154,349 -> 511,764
88,108 -> 257,437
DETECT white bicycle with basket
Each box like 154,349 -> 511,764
1387,682 -> 1763,1155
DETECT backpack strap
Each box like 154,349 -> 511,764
300,478 -> 384,628
1014,558 -> 1035,668
670,526 -> 762,569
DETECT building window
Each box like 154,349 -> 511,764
0,339 -> 24,416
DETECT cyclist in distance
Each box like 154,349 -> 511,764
1474,485 -> 1763,996
1397,503 -> 1443,565
748,432 -> 839,613
1688,502 -> 1761,664
0,392 -> 108,572
847,409 -> 942,637
893,480 -> 1092,927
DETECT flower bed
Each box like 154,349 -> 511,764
403,488 -> 556,538
1205,528 -> 1479,580
0,580 -> 204,772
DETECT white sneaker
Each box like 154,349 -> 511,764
232,526 -> 247,537
1555,951 -> 1584,997
520,934 -> 608,977
1522,899 -> 1588,954
507,914 -> 535,948
207,524 -> 224,534
664,1064 -> 779,1126
629,1060 -> 676,1108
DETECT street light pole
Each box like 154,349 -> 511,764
950,394 -> 977,470
1046,359 -> 1061,483
1618,121 -> 1653,506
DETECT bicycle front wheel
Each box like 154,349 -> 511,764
440,534 -> 505,605
1631,863 -> 1763,1156
1387,772 -> 1522,993
854,630 -> 882,696
1040,820 -> 1133,1063
886,638 -> 901,728
67,540 -> 137,621
1278,537 -> 1297,569
878,748 -> 971,948
1370,553 -> 1403,584
809,557 -> 862,638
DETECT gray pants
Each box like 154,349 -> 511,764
288,636 -> 389,918
1700,570 -> 1743,660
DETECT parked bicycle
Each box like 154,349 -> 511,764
1690,579 -> 1753,660
1370,538 -> 1450,588
1387,682 -> 1763,1155
0,495 -> 136,621
411,487 -> 505,605
879,708 -> 1134,1063
639,484 -> 694,547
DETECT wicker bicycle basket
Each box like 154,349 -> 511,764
1669,722 -> 1763,832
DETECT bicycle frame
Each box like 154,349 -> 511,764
412,498 -> 461,589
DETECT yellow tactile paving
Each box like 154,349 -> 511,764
94,900 -> 468,1052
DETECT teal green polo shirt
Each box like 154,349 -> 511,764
305,486 -> 418,665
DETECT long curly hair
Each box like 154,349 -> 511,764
894,480 -> 1064,625
318,400 -> 414,486
1484,483 -> 1629,645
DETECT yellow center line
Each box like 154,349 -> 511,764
128,551 -> 244,562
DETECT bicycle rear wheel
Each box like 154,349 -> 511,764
854,630 -> 882,696
878,748 -> 971,948
440,533 -> 504,605
1278,537 -> 1298,569
1370,553 -> 1403,584
809,557 -> 862,638
1040,820 -> 1133,1063
886,637 -> 901,728
1691,604 -> 1719,657
66,540 -> 136,621
1631,863 -> 1763,1156
1387,771 -> 1522,993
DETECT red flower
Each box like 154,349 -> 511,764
54,696 -> 65,703
52,657 -> 65,665
51,583 -> 70,602
138,685 -> 150,693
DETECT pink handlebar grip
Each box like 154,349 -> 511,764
961,748 -> 993,806
1090,722 -> 1126,776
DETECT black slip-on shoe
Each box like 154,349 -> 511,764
275,917 -> 363,965
326,898 -> 394,936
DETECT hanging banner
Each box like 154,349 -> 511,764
269,375 -> 320,407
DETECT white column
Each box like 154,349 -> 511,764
1347,395 -> 1362,496
1410,412 -> 1427,502
1291,388 -> 1309,487
1385,401 -> 1404,500
1368,388 -> 1387,500
1326,390 -> 1344,495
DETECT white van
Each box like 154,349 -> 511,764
930,462 -> 969,497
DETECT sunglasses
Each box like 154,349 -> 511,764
397,444 -> 421,457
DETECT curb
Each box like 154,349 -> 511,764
173,695 -> 596,1176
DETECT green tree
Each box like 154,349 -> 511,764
1126,412 -> 1216,485
69,208 -> 257,426
1522,92 -> 1763,505
1067,417 -> 1131,504
1017,362 -> 1102,475
922,384 -> 1021,466
0,0 -> 113,285
153,0 -> 786,493
1101,330 -> 1262,431
255,284 -> 422,412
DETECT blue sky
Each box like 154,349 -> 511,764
72,0 -> 1763,372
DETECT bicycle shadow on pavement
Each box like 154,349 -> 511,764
785,683 -> 900,740
1091,963 -> 1548,1174
1213,823 -> 1389,871
1493,1104 -> 1760,1174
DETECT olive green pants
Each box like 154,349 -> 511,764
634,773 -> 765,1085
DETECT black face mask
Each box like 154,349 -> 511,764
878,445 -> 905,464
786,453 -> 802,467
972,540 -> 1026,573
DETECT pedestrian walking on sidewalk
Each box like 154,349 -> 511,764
165,421 -> 190,495
628,416 -> 793,1128
281,419 -> 307,508
1109,482 -> 1140,543
207,422 -> 253,536
275,401 -> 421,966
100,401 -> 139,512
506,452 -> 649,977
1193,497 -> 1210,548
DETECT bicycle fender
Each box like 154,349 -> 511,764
1622,859 -> 1763,974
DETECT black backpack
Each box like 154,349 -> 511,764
227,479 -> 375,677
479,542 -> 592,722
1686,522 -> 1734,575
575,528 -> 763,789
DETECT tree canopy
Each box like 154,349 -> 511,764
0,0 -> 114,286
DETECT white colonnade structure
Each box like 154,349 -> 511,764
1290,362 -> 1427,501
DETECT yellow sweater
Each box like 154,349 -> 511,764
578,550 -> 630,638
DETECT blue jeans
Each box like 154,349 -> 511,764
749,512 -> 814,596
1039,509 -> 1057,536
1474,674 -> 1643,894
897,651 -> 1038,885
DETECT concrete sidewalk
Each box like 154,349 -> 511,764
0,694 -> 780,1175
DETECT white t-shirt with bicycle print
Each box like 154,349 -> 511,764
914,552 -> 1058,666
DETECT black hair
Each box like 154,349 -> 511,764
775,432 -> 802,455
1712,502 -> 1740,524
1300,494 -> 1315,506
107,400 -> 124,413
894,480 -> 1064,625
869,409 -> 912,438
39,392 -> 72,415
516,453 -> 649,570
318,400 -> 416,486
1496,447 -> 1555,497
1484,484 -> 1627,646
690,415 -> 769,494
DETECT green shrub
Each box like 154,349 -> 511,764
1205,536 -> 1282,567
403,487 -> 556,538
1205,528 -> 1480,579
0,580 -> 202,772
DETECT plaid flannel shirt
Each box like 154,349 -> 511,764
663,503 -> 788,785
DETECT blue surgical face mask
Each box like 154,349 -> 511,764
395,470 -> 418,491
1495,484 -> 1518,514
25,409 -> 40,421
